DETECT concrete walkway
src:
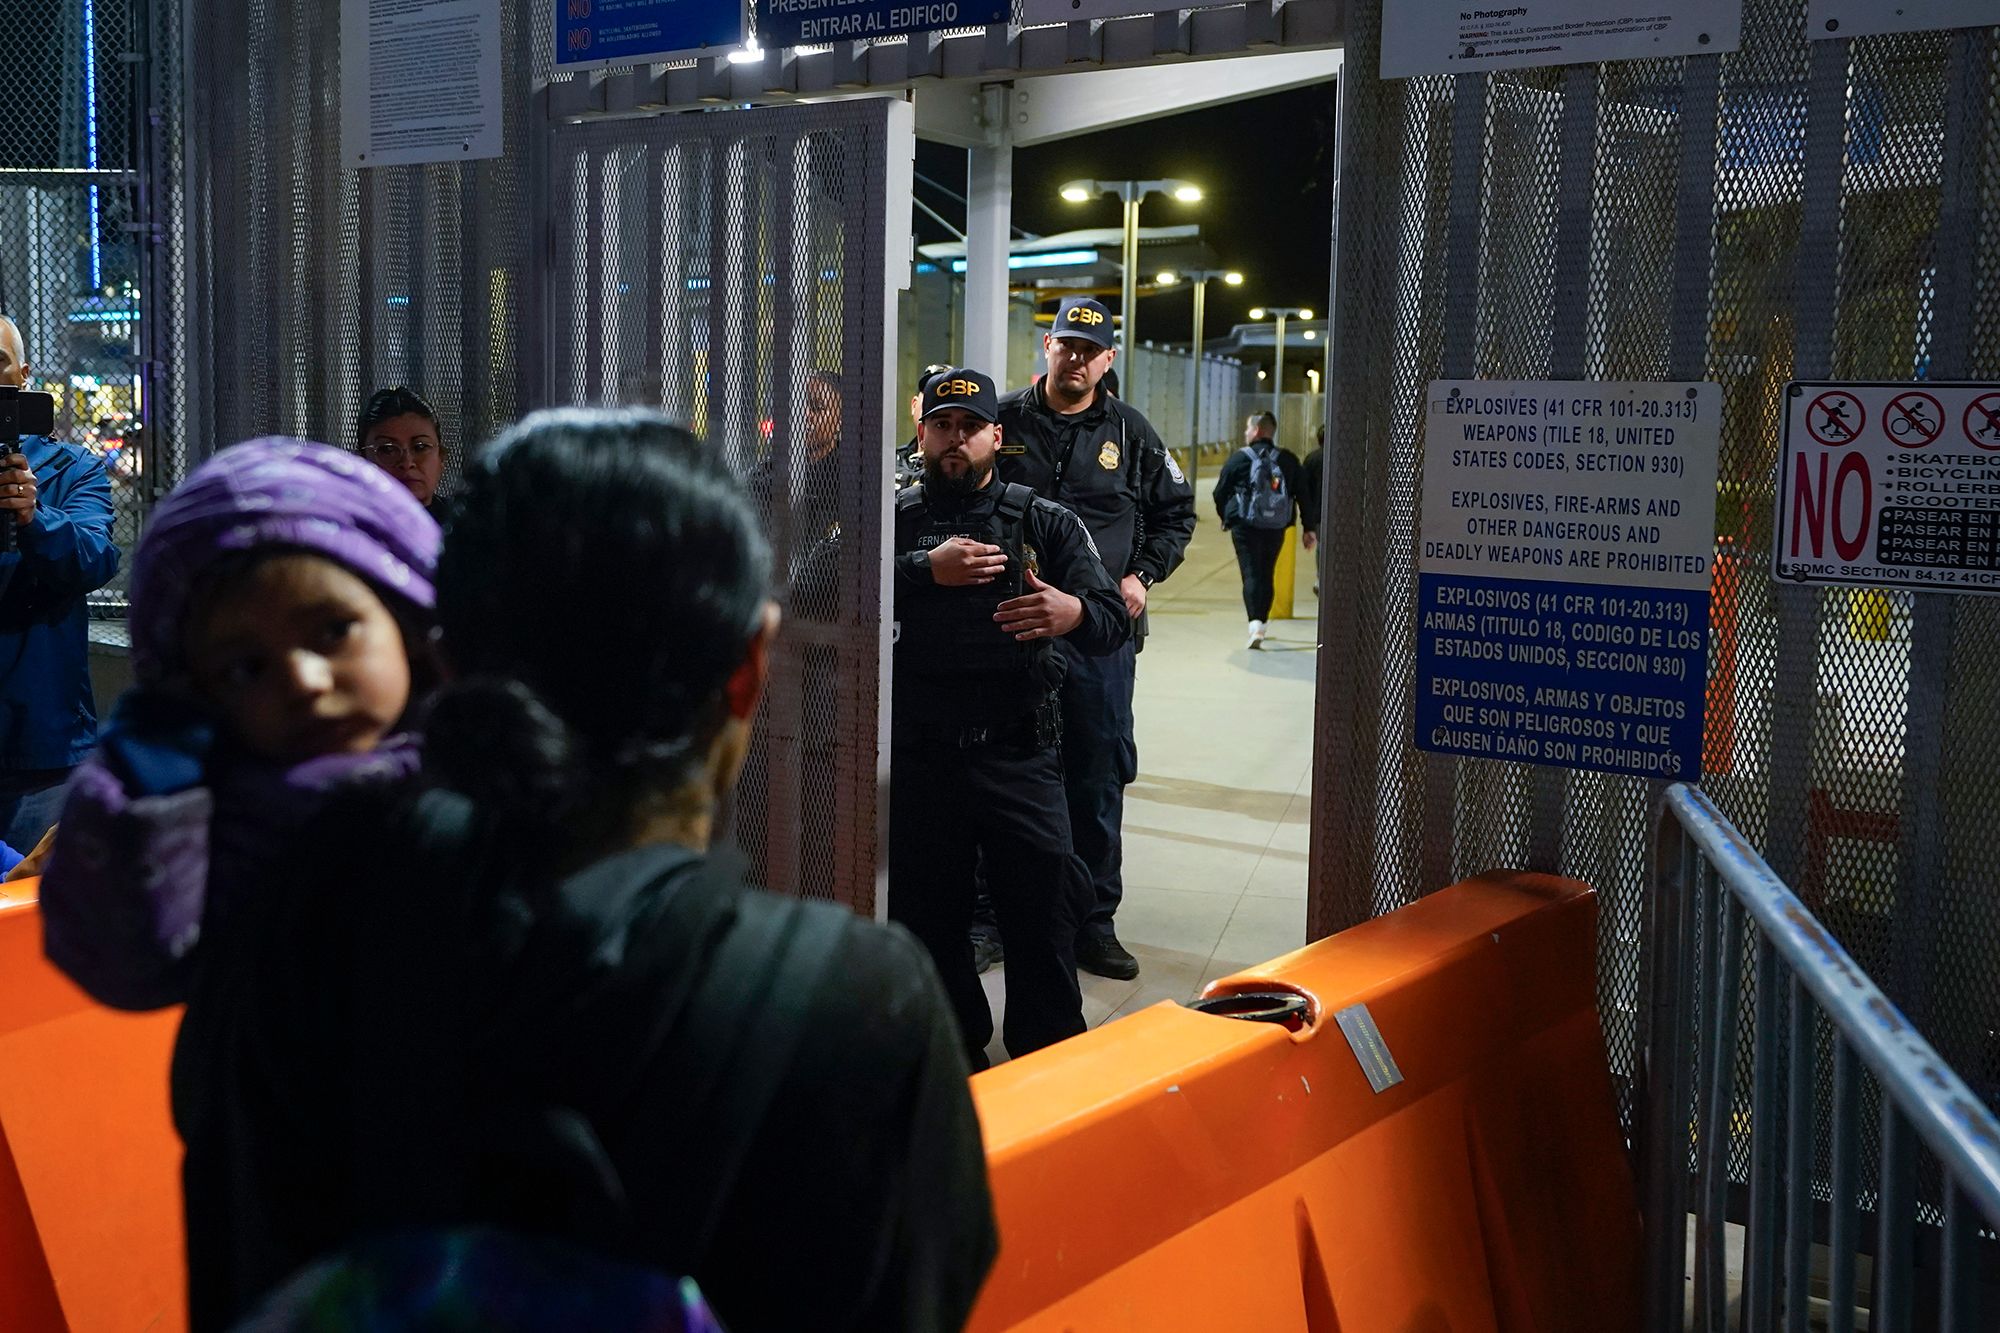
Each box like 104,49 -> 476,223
981,513 -> 1321,1064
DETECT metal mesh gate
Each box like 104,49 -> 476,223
0,0 -> 164,610
1318,0 -> 2000,1215
178,0 -> 544,488
548,102 -> 906,917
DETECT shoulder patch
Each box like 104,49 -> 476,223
1035,497 -> 1102,563
1164,451 -> 1186,484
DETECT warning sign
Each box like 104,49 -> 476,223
1416,380 -> 1722,782
1776,381 -> 2000,593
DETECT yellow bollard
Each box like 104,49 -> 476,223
1270,526 -> 1297,620
1847,588 -> 1891,642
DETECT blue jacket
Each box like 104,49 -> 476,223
0,435 -> 121,772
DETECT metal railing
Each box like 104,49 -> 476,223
1642,783 -> 2000,1333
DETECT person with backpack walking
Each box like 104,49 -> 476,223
1214,412 -> 1306,649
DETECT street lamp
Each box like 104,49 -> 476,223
1247,304 -> 1312,440
1160,267 -> 1242,485
1058,177 -> 1203,364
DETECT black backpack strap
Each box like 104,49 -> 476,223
642,889 -> 850,1267
896,483 -> 927,512
993,481 -> 1035,533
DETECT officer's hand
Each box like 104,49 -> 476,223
1303,530 -> 1318,551
994,569 -> 1083,641
1118,573 -> 1148,620
0,453 -> 37,527
929,537 -> 1008,587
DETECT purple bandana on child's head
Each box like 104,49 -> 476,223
130,437 -> 440,683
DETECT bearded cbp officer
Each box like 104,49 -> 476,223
998,296 -> 1196,982
890,367 -> 1129,1068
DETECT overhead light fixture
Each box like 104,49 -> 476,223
1303,329 -> 1318,340
1249,307 -> 1266,320
948,249 -> 1098,274
1172,184 -> 1203,203
1299,308 -> 1315,320
1060,181 -> 1094,203
1224,272 -> 1244,286
728,40 -> 764,63
1156,271 -> 1179,285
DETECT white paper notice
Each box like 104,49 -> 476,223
1381,1 -> 1743,79
1808,2 -> 2000,41
342,0 -> 504,168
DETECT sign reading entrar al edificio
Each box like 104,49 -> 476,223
1416,381 -> 1722,781
1381,0 -> 1743,79
757,0 -> 1009,48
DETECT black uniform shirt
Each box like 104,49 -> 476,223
893,477 -> 1129,724
995,381 -> 1196,587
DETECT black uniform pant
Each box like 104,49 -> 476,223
1058,637 -> 1137,943
890,731 -> 1086,1066
1230,525 -> 1288,622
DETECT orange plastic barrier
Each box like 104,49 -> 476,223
0,884 -> 186,1332
967,871 -> 1642,1332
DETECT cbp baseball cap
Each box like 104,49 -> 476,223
920,368 -> 1001,424
1052,296 -> 1115,349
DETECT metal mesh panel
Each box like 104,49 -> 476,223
548,103 -> 899,916
179,0 -> 541,489
0,0 -> 158,610
1318,0 -> 2000,1210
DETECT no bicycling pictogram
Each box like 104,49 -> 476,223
1963,392 -> 2000,451
1885,390 -> 1943,448
1806,390 -> 1865,447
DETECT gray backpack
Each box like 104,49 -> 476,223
1237,442 -> 1292,530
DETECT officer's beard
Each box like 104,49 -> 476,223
923,451 -> 993,498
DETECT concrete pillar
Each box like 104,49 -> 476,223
963,84 -> 1013,379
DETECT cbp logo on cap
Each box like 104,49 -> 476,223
937,378 -> 981,397
1067,307 -> 1105,326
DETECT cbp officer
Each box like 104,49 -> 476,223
998,297 -> 1196,981
891,367 -> 1130,1066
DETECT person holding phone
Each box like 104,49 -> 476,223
0,315 -> 120,850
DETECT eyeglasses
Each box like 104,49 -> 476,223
361,439 -> 438,464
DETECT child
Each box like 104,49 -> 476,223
39,437 -> 440,1011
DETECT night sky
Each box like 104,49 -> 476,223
913,81 -> 1339,345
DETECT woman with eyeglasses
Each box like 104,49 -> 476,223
357,387 -> 458,526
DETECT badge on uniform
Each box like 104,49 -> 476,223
1165,451 -> 1185,483
1098,439 -> 1120,470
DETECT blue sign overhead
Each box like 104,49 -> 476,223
1415,380 -> 1723,782
557,0 -> 745,69
757,0 -> 1007,49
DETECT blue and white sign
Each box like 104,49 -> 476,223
1416,380 -> 1722,781
557,0 -> 746,70
757,0 -> 1007,49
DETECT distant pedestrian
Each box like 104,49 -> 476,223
1213,412 -> 1303,649
1302,424 -> 1325,597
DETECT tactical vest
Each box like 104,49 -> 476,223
895,482 -> 1054,690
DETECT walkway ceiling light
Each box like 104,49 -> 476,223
1303,329 -> 1318,340
1059,181 -> 1094,203
1156,271 -> 1179,285
1172,184 -> 1203,203
1224,271 -> 1244,285
1249,307 -> 1266,320
728,40 -> 765,63
1299,307 -> 1314,321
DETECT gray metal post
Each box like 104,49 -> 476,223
963,83 -> 1013,378
1188,276 -> 1206,485
1273,311 -> 1287,432
1120,186 -> 1140,367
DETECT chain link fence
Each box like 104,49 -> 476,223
0,0 -> 158,613
1319,0 -> 2000,1237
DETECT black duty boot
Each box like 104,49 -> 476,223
972,929 -> 1005,975
1075,932 -> 1140,981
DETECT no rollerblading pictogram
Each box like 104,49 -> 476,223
1963,393 -> 2000,451
1806,391 -> 1865,447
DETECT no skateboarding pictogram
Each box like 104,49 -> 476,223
1963,393 -> 2000,451
1885,390 -> 1944,448
1806,391 -> 1865,447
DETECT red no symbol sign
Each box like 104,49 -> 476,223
1885,391 -> 1943,448
1806,391 -> 1865,447
1963,393 -> 2000,451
